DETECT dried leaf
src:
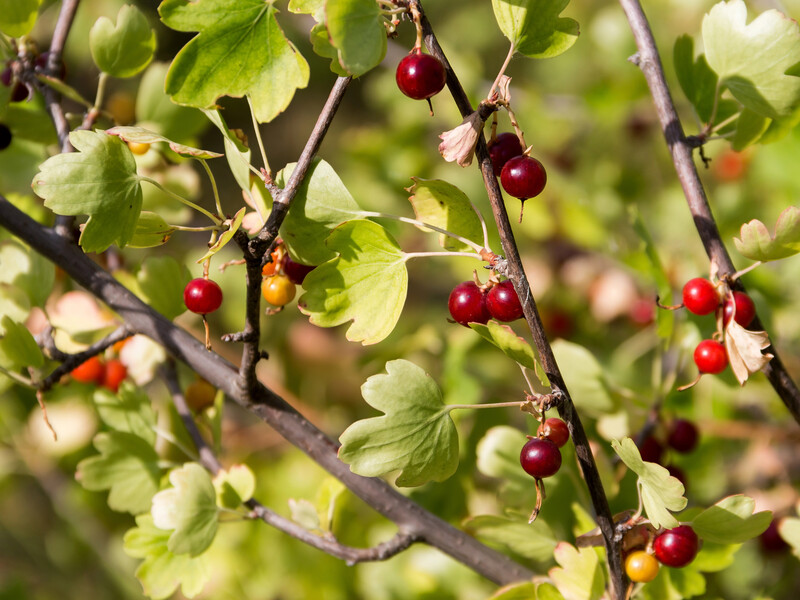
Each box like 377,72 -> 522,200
496,74 -> 512,103
724,320 -> 773,385
438,111 -> 484,167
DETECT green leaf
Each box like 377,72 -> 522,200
32,130 -> 142,253
492,0 -> 579,59
488,581 -> 537,600
315,477 -> 346,533
201,108 -> 252,192
733,206 -> 800,261
212,464 -> 256,509
536,584 -> 566,600
550,340 -> 614,415
298,220 -> 408,345
289,498 -> 320,530
338,359 -> 458,487
630,209 -> 673,340
691,495 -> 771,544
136,62 -> 209,144
691,541 -> 738,572
464,515 -> 557,566
0,316 -> 43,369
137,256 -> 191,321
35,74 -> 93,108
732,108 -> 770,150
672,35 -> 719,123
779,517 -> 800,559
611,437 -> 687,530
159,0 -> 310,124
195,207 -> 246,264
289,0 -> 324,20
325,0 -> 387,76
0,0 -> 41,37
476,426 -> 530,482
106,126 -> 222,159
548,542 -> 605,600
89,5 -> 156,78
130,212 -> 176,248
703,0 -> 800,118
124,514 -> 210,600
277,159 -> 361,266
151,463 -> 219,556
310,23 -> 350,76
470,321 -> 547,384
93,383 -> 157,445
0,240 -> 54,308
406,178 -> 484,252
76,431 -> 161,514
668,567 -> 706,598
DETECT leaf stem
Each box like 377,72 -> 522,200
729,261 -> 762,281
248,95 -> 272,178
139,176 -> 222,224
93,72 -> 109,116
446,401 -> 524,412
357,210 -> 487,254
709,110 -> 740,135
151,425 -> 200,463
170,224 -> 223,232
404,250 -> 483,261
487,43 -> 515,101
0,365 -> 35,388
199,159 -> 225,219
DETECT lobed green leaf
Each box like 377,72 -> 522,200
492,0 -> 579,59
691,494 -> 771,544
0,316 -> 43,369
734,206 -> 800,261
548,542 -> 605,600
406,178 -> 484,252
90,5 -> 156,78
0,0 -> 42,37
325,0 -> 387,76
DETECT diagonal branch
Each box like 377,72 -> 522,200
412,1 -> 626,596
0,196 -> 534,586
618,0 -> 800,426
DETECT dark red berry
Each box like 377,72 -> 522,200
448,281 -> 490,327
283,256 -> 315,285
667,419 -> 700,453
694,339 -> 727,374
682,278 -> 719,316
486,280 -> 524,322
722,291 -> 756,328
638,436 -> 664,464
183,278 -> 223,315
759,518 -> 789,554
520,437 -> 562,478
10,81 -> 28,102
500,155 -> 547,200
488,132 -> 523,176
396,51 -> 446,100
0,123 -> 11,151
537,418 -> 570,448
666,465 -> 688,489
653,525 -> 699,568
1,66 -> 12,87
35,51 -> 67,80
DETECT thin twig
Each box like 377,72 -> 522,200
413,1 -> 626,597
618,0 -> 800,426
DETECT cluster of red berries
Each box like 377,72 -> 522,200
260,245 -> 316,308
519,417 -> 570,479
71,353 -> 128,393
638,418 -> 700,489
625,525 -> 700,583
488,132 -> 547,206
2,52 -> 66,104
448,279 -> 524,326
680,278 -> 756,376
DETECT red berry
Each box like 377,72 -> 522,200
638,435 -> 664,464
722,291 -> 756,328
395,51 -> 446,100
448,281 -> 490,327
101,358 -> 127,393
653,525 -> 699,568
0,66 -> 12,87
283,256 -> 315,285
71,355 -> 105,384
184,278 -> 223,314
500,155 -> 547,200
759,518 -> 789,554
520,437 -> 562,478
682,278 -> 719,316
486,280 -> 524,322
667,419 -> 700,453
10,81 -> 28,102
537,418 -> 570,448
694,339 -> 727,374
35,51 -> 67,80
488,132 -> 523,176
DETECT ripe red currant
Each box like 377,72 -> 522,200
667,419 -> 699,454
520,437 -> 562,479
448,281 -> 490,327
396,51 -> 446,100
488,132 -> 523,176
653,525 -> 699,568
682,278 -> 718,316
101,358 -> 127,393
500,155 -> 547,200
638,435 -> 664,464
184,278 -> 223,315
722,291 -> 756,328
486,280 -> 524,322
625,550 -> 659,583
537,418 -> 570,448
283,256 -> 316,285
693,339 -> 727,374
71,355 -> 105,385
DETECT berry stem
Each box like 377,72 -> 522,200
487,43 -> 515,101
0,364 -> 35,388
446,401 -> 525,412
403,250 -> 483,261
139,176 -> 222,224
199,159 -> 225,220
248,95 -> 272,181
357,210 -> 488,254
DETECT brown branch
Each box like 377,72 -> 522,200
0,196 -> 534,586
413,1 -> 626,596
161,360 -> 420,564
618,0 -> 800,426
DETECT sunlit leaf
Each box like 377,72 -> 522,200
406,178 -> 484,252
488,581 -> 537,600
548,542 -> 605,600
107,126 -> 222,159
310,22 -> 350,76
470,321 -> 548,385
673,35 -> 719,123
691,495 -> 771,544
195,207 -> 245,264
130,212 -> 176,248
212,464 -> 255,509
93,383 -> 157,445
0,316 -> 43,369
298,220 -> 408,345
0,0 -> 42,37
325,0 -> 387,76
734,206 -> 800,261
551,340 -> 614,415
779,517 -> 800,560
90,5 -> 156,78
338,359 -> 458,486
464,515 -> 557,566
0,240 -> 54,308
159,0 -> 309,124
201,109 -> 252,192
492,0 -> 579,58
